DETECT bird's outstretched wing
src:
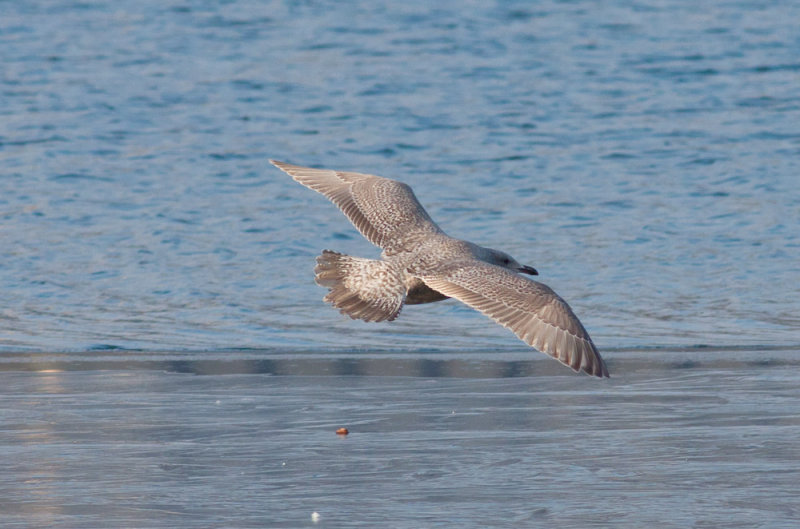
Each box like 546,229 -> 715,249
271,160 -> 443,253
421,261 -> 608,377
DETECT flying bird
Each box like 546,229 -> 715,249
272,160 -> 608,377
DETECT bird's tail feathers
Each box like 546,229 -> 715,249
314,250 -> 405,322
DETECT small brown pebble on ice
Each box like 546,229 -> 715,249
336,427 -> 349,435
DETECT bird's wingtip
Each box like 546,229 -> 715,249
580,353 -> 609,378
270,159 -> 298,173
580,365 -> 609,378
596,362 -> 610,378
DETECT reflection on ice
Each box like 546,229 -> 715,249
1,347 -> 798,528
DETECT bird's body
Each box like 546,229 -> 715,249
271,160 -> 608,377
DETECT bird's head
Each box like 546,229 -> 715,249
481,248 -> 538,275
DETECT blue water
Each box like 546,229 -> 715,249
2,1 -> 799,527
2,0 -> 798,352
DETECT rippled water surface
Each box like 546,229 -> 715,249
2,0 -> 799,527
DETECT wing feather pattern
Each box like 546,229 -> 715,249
270,160 -> 443,252
421,262 -> 608,377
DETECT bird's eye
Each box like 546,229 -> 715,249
502,258 -> 509,264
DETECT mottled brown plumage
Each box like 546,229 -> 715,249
272,160 -> 608,377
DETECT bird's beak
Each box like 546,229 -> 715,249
518,265 -> 538,276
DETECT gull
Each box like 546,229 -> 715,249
272,160 -> 608,377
